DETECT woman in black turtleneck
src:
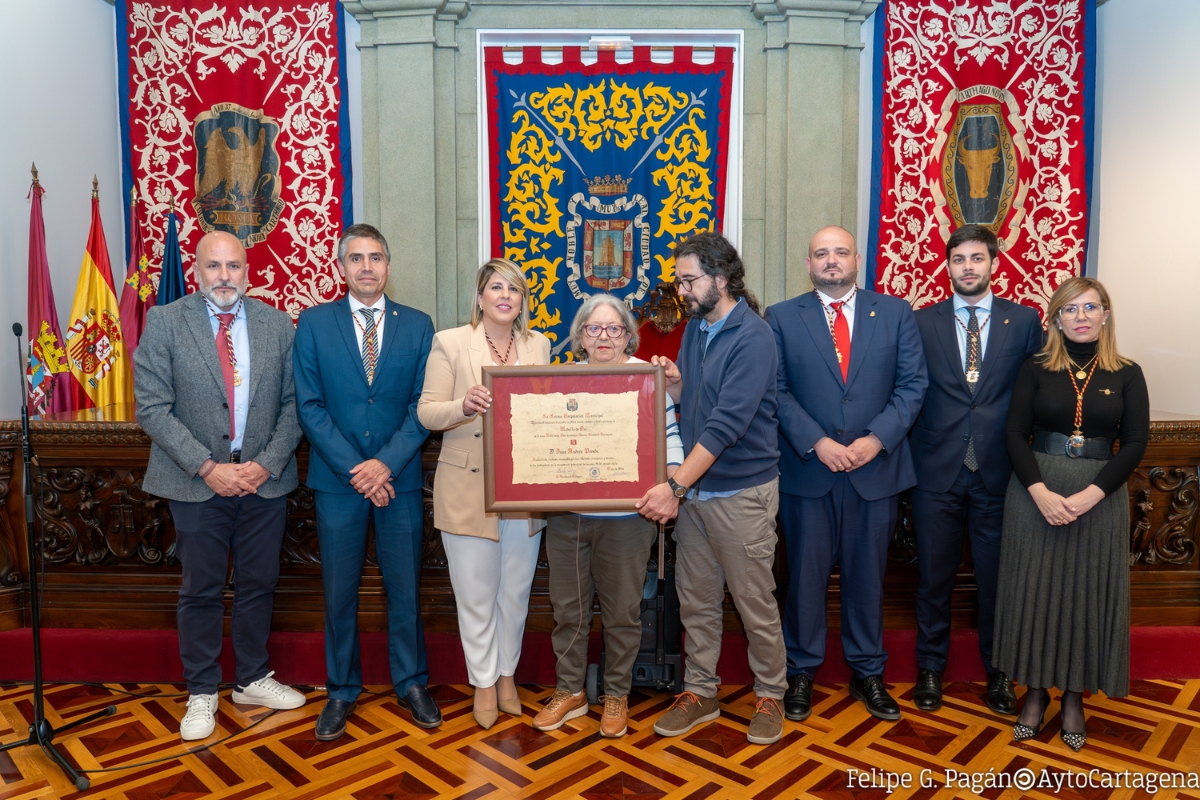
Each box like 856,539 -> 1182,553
992,277 -> 1149,753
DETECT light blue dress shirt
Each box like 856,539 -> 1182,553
952,291 -> 993,370
206,299 -> 250,451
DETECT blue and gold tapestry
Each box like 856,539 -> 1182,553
485,46 -> 734,359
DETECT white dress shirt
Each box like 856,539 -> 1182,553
348,294 -> 387,355
952,290 -> 993,369
816,286 -> 857,342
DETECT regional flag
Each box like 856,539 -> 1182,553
118,188 -> 155,354
156,208 -> 185,306
25,167 -> 71,416
64,181 -> 132,410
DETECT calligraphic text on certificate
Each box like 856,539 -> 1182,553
510,391 -> 641,484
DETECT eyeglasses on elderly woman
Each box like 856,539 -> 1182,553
582,323 -> 627,339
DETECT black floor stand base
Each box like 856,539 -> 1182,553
0,705 -> 118,790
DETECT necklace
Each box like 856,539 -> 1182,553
485,328 -> 514,365
1067,353 -> 1098,380
1065,357 -> 1100,457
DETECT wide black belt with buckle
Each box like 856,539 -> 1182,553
1032,431 -> 1113,460
228,450 -> 242,464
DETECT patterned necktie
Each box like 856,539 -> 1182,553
359,307 -> 378,385
215,313 -> 237,440
830,301 -> 851,383
964,306 -> 980,471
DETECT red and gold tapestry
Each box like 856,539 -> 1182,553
115,0 -> 353,318
867,0 -> 1097,313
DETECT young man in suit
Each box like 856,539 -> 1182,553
293,224 -> 438,740
766,226 -> 928,722
910,224 -> 1042,713
135,231 -> 306,741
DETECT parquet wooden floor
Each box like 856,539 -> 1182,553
0,679 -> 1198,799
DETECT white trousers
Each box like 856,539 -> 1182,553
441,520 -> 542,687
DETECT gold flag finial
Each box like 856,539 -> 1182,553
170,193 -> 176,215
92,175 -> 99,198
130,185 -> 137,205
31,162 -> 39,183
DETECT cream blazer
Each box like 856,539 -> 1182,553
418,323 -> 551,540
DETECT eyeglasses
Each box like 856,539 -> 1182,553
675,273 -> 711,292
1058,302 -> 1104,318
583,324 -> 627,339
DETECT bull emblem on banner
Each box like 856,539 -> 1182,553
941,102 -> 1018,232
192,104 -> 284,247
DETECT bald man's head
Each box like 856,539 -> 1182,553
806,225 -> 861,297
196,231 -> 248,310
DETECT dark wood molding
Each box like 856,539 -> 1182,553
1,413 -> 1198,634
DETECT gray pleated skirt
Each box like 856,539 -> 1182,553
992,451 -> 1130,697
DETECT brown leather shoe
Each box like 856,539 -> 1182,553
747,697 -> 784,745
653,691 -> 720,736
599,695 -> 628,738
532,689 -> 588,731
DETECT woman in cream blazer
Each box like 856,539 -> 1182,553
418,258 -> 550,729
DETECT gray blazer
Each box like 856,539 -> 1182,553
134,292 -> 301,502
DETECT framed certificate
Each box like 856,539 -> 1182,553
482,364 -> 667,512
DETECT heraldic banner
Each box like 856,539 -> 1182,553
485,47 -> 734,359
116,0 -> 353,318
866,0 -> 1097,314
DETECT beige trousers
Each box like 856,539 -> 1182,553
674,478 -> 787,699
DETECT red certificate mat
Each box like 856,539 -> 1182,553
482,364 -> 666,512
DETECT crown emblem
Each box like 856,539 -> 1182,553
585,174 -> 629,197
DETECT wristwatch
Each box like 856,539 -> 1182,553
667,477 -> 689,499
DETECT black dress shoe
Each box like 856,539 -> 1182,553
913,669 -> 943,711
397,684 -> 443,729
849,675 -> 901,721
986,671 -> 1017,715
783,674 -> 813,721
315,699 -> 356,741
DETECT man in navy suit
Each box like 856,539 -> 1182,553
910,224 -> 1042,714
294,224 -> 439,739
766,226 -> 927,721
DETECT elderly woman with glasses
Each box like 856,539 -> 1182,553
992,277 -> 1149,752
531,293 -> 684,739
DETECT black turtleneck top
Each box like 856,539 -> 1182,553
1006,338 -> 1150,496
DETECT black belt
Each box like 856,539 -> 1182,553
228,450 -> 242,464
1032,431 -> 1113,460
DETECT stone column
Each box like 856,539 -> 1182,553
754,0 -> 879,303
343,0 -> 469,328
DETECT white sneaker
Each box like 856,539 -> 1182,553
180,693 -> 218,740
231,671 -> 306,710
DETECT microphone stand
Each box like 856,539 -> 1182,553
0,323 -> 114,791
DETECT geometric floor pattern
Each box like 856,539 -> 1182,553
1,679 -> 1198,799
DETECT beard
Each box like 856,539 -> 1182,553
810,267 -> 858,293
686,281 -> 721,319
951,270 -> 991,298
201,281 -> 245,310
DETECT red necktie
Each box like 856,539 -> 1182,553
215,313 -> 237,439
830,301 -> 851,383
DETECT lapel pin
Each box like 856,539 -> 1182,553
1004,318 -> 1009,324
870,311 -> 876,317
1101,388 -> 1113,395
393,310 -> 398,316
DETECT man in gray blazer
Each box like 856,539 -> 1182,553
135,231 -> 305,741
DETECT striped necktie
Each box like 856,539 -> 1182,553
359,307 -> 378,385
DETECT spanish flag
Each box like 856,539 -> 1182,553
64,179 -> 131,410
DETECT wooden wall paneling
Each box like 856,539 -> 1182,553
0,413 -> 1197,635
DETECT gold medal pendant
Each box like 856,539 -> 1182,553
233,369 -> 242,387
1076,370 -> 1087,380
966,369 -> 980,384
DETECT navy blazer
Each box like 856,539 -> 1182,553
766,289 -> 928,501
293,295 -> 434,494
911,296 -> 1043,495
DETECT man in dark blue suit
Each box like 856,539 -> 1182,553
909,224 -> 1042,714
766,226 -> 927,721
294,224 -> 439,739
